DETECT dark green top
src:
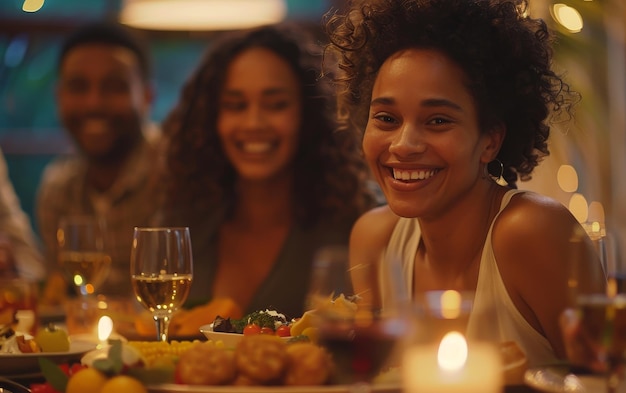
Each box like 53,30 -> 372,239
180,209 -> 355,319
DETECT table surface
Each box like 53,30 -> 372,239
8,307 -> 546,393
1,375 -> 545,393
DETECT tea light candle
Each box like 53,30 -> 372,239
71,315 -> 126,347
403,332 -> 503,393
97,315 -> 114,347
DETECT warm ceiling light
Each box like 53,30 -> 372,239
550,3 -> 584,33
119,0 -> 287,31
22,0 -> 45,12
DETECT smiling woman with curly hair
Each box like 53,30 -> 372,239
325,0 -> 603,368
158,23 -> 379,317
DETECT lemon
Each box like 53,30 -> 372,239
35,325 -> 70,352
301,327 -> 319,344
100,375 -> 148,393
66,368 -> 107,393
290,310 -> 317,337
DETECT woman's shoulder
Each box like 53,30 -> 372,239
498,190 -> 578,234
350,205 -> 401,254
493,189 -> 586,268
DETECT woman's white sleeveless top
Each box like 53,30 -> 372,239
381,189 -> 557,366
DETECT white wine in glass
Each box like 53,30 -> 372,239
130,227 -> 193,342
57,215 -> 111,297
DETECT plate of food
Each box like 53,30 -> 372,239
199,325 -> 246,348
524,367 -> 607,392
0,338 -> 96,375
146,383 -> 401,393
145,335 -> 400,393
200,309 -> 295,348
63,332 -> 402,393
199,323 -> 292,348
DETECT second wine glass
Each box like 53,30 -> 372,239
306,245 -> 409,387
57,215 -> 111,297
569,227 -> 626,393
130,227 -> 193,342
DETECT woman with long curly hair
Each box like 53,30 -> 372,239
158,23 -> 379,318
326,0 -> 604,366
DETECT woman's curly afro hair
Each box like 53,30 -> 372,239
325,0 -> 579,187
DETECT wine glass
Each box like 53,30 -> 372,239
57,215 -> 111,297
130,227 -> 193,342
306,245 -> 409,389
576,294 -> 626,392
568,226 -> 626,393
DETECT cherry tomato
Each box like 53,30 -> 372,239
30,383 -> 60,393
243,324 -> 261,336
174,365 -> 184,384
58,363 -> 70,376
276,324 -> 291,337
259,327 -> 275,335
69,363 -> 86,376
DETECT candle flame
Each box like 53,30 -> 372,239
437,331 -> 467,372
97,315 -> 113,342
440,290 -> 462,319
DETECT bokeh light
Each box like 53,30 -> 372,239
551,4 -> 584,33
557,164 -> 579,193
568,193 -> 589,223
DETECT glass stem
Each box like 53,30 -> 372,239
606,359 -> 624,393
607,372 -> 619,393
348,382 -> 371,393
154,315 -> 171,342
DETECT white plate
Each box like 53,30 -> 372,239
147,383 -> 401,393
0,340 -> 96,375
524,367 -> 609,392
199,324 -> 290,348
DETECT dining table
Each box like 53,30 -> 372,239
0,377 -> 545,393
0,299 -> 572,393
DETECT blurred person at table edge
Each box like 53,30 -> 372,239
0,147 -> 45,281
326,0 -> 605,367
37,21 -> 160,303
157,23 -> 380,319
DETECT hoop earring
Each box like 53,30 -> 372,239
487,159 -> 507,186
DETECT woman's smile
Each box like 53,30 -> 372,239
391,167 -> 440,181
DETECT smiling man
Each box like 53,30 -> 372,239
37,22 -> 160,299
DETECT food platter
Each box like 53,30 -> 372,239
198,324 -> 244,348
199,324 -> 289,348
147,383 -> 401,393
0,340 -> 96,375
524,367 -> 607,392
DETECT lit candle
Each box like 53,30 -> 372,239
403,332 -> 503,393
96,315 -> 113,348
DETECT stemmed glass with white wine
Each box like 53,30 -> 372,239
57,215 -> 111,297
130,227 -> 193,342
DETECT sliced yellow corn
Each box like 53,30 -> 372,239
127,340 -> 218,367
